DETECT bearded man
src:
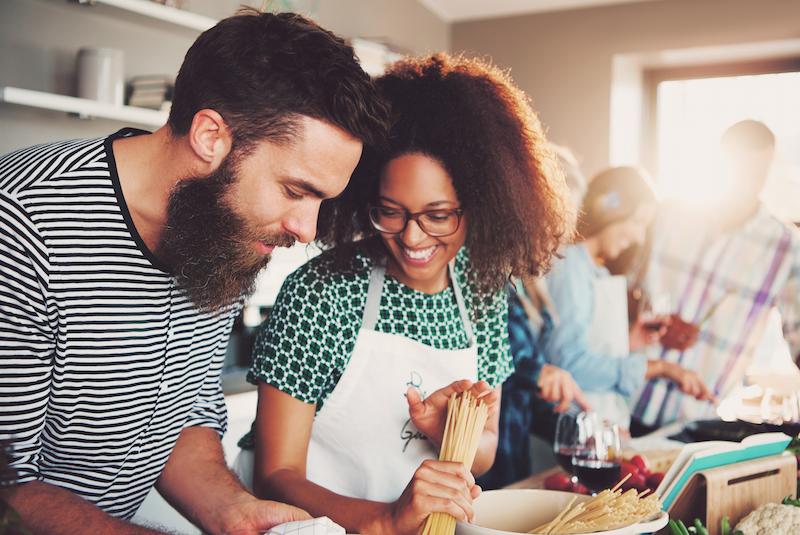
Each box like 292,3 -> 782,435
0,8 -> 387,535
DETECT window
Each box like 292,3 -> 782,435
648,60 -> 800,222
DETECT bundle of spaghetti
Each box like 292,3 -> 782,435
420,391 -> 489,535
529,474 -> 662,534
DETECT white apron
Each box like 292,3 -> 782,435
234,263 -> 478,502
585,275 -> 632,429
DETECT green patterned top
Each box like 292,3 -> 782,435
247,242 -> 513,411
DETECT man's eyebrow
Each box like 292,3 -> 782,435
283,177 -> 328,199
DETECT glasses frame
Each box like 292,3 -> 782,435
368,204 -> 464,237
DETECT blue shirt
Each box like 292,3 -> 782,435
544,244 -> 647,396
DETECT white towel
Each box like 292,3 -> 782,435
265,516 -> 346,535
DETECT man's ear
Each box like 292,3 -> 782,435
187,109 -> 233,171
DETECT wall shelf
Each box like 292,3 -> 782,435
0,86 -> 167,127
76,0 -> 217,32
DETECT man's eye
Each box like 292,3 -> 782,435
284,187 -> 303,200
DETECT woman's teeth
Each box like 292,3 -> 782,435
403,245 -> 437,261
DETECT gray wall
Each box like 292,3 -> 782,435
0,0 -> 448,154
452,0 -> 800,176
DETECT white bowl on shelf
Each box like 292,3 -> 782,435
455,489 -> 668,535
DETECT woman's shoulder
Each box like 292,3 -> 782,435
276,244 -> 374,304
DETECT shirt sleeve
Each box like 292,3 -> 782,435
505,286 -> 544,390
779,229 -> 800,362
544,247 -> 647,396
0,194 -> 55,484
182,307 -> 239,436
455,249 -> 513,388
248,258 -> 362,406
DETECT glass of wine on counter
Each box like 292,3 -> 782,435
554,411 -> 622,494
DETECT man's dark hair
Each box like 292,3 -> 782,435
318,53 -> 573,303
168,8 -> 388,152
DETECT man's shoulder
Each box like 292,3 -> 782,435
0,136 -> 108,197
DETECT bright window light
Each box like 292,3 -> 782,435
656,71 -> 800,221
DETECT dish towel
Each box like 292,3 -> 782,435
266,516 -> 345,535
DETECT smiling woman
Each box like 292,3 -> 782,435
233,53 -> 573,535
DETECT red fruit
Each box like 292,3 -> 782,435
621,472 -> 647,492
630,455 -> 651,476
620,461 -> 640,478
646,472 -> 665,489
571,482 -> 590,495
544,472 -> 573,491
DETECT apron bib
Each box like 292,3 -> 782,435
234,262 -> 479,502
585,275 -> 632,429
307,263 -> 478,502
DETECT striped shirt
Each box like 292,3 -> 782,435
0,129 -> 241,518
632,204 -> 800,427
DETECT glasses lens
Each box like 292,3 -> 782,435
419,210 -> 459,236
369,206 -> 407,233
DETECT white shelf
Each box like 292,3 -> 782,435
0,87 -> 167,127
76,0 -> 217,32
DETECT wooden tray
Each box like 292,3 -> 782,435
658,453 -> 797,535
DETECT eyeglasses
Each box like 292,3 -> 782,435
368,205 -> 464,237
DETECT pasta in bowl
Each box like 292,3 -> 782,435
455,489 -> 668,535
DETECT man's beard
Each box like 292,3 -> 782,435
158,156 -> 295,312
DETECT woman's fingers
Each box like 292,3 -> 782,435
408,478 -> 474,522
410,460 -> 477,522
572,384 -> 592,411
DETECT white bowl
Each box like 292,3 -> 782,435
455,489 -> 668,535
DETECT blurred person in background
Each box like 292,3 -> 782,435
477,147 -> 590,490
544,167 -> 713,430
631,119 -> 800,434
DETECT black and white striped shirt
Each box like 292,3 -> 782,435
0,129 -> 241,518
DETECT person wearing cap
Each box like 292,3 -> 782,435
543,166 -> 713,429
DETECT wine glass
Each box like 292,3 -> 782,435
553,411 -> 582,482
570,413 -> 622,494
639,291 -> 671,333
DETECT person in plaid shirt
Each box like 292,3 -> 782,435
632,120 -> 800,431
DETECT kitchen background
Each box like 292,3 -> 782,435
3,1 -> 800,532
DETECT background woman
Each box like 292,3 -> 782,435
544,166 -> 714,429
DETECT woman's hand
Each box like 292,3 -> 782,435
650,360 -> 715,402
407,380 -> 498,450
375,460 -> 480,535
629,315 -> 670,351
537,364 -> 592,412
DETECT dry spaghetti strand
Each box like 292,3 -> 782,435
528,473 -> 662,534
420,391 -> 488,535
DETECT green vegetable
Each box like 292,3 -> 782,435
668,519 -> 682,535
694,518 -> 709,535
677,519 -> 691,535
782,495 -> 800,507
721,516 -> 731,535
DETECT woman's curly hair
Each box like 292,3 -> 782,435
317,53 -> 573,299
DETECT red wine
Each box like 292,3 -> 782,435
555,447 -> 580,474
643,320 -> 665,332
572,458 -> 621,492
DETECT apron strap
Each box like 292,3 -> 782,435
362,260 -> 475,346
449,261 -> 475,346
363,263 -> 386,330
